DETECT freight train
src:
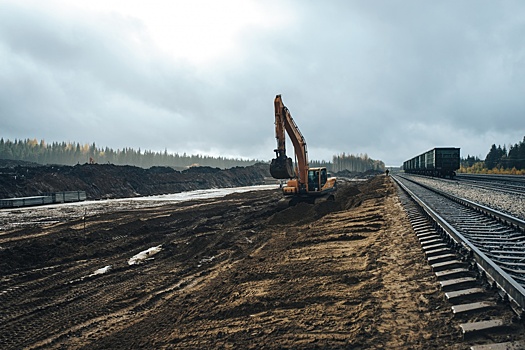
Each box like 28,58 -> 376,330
403,148 -> 460,178
0,191 -> 87,209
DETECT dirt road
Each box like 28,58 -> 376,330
0,176 -> 462,349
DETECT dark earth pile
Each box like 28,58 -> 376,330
268,176 -> 394,226
0,160 -> 271,200
333,168 -> 384,179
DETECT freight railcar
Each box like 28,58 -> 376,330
0,191 -> 87,209
403,148 -> 460,178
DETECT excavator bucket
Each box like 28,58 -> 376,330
270,156 -> 295,179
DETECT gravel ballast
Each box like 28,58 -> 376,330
403,174 -> 525,221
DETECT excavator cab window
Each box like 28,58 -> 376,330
308,170 -> 319,191
320,168 -> 327,187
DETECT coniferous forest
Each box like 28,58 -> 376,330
311,153 -> 385,173
0,138 -> 259,169
460,135 -> 525,174
0,138 -> 386,173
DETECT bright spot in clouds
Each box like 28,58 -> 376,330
70,0 -> 288,65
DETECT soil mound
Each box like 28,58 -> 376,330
343,175 -> 395,209
334,168 -> 384,179
269,202 -> 317,225
0,162 -> 271,200
269,175 -> 389,225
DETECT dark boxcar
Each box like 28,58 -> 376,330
0,196 -> 53,208
403,147 -> 460,178
434,148 -> 460,177
52,191 -> 88,203
419,154 -> 426,170
1,191 -> 87,209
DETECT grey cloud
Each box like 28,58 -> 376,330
1,1 -> 525,165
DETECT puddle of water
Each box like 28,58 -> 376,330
125,185 -> 277,202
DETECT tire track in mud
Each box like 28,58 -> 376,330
71,177 -> 462,349
0,190 -> 282,350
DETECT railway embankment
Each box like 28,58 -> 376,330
0,161 -> 271,200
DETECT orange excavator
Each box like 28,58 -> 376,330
270,94 -> 336,204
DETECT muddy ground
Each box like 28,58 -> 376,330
0,176 -> 468,349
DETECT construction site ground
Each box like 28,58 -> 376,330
0,176 -> 465,349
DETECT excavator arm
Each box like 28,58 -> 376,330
270,95 -> 309,187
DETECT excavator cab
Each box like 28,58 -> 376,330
279,165 -> 335,205
307,168 -> 328,192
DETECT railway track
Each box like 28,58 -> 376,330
456,174 -> 525,196
457,173 -> 525,184
393,174 -> 525,348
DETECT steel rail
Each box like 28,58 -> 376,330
399,174 -> 525,232
393,175 -> 525,314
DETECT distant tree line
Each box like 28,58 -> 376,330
0,138 -> 260,169
460,135 -> 525,175
460,155 -> 483,168
311,152 -> 385,173
0,138 -> 387,173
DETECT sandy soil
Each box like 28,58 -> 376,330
0,176 -> 463,349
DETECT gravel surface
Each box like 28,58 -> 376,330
403,174 -> 525,220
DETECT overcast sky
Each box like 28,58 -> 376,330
1,0 -> 525,166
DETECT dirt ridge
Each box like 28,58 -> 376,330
0,162 -> 270,200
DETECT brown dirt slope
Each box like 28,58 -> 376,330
0,176 -> 461,349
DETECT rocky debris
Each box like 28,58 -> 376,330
0,162 -> 271,200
